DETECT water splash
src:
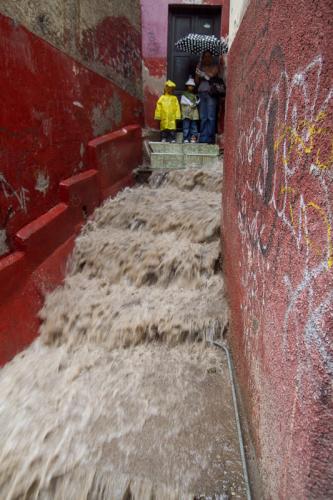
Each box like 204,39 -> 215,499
0,165 -> 246,498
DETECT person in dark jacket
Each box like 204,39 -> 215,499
195,50 -> 222,144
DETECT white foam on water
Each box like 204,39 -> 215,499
0,165 -> 246,499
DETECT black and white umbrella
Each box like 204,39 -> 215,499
175,33 -> 228,56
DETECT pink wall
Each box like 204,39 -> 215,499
141,0 -> 227,129
223,0 -> 333,497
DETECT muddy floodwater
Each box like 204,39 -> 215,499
0,166 -> 247,498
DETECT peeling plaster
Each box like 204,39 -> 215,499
112,93 -> 122,127
229,0 -> 251,46
0,0 -> 142,99
42,118 -> 52,137
35,170 -> 50,196
0,229 -> 9,256
72,63 -> 80,76
73,101 -> 84,108
78,0 -> 141,33
92,93 -> 123,137
142,63 -> 165,95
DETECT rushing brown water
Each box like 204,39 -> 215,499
0,165 -> 247,499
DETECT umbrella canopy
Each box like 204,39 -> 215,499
175,33 -> 228,56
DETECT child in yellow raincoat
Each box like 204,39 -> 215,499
154,80 -> 181,143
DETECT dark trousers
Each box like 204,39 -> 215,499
182,119 -> 199,141
198,92 -> 218,144
161,129 -> 176,142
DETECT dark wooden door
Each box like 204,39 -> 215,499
168,6 -> 222,99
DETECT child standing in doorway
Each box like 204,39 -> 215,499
154,80 -> 181,143
181,77 -> 200,143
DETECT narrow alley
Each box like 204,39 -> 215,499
0,0 -> 332,499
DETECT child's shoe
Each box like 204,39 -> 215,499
161,139 -> 167,143
184,139 -> 189,143
171,140 -> 176,143
190,136 -> 197,143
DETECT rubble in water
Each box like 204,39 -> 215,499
0,165 -> 247,499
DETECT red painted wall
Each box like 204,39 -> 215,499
141,0 -> 227,130
0,1 -> 143,100
0,13 -> 143,254
0,12 -> 143,365
223,0 -> 333,497
0,124 -> 141,366
79,15 -> 142,98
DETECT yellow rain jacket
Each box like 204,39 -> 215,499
154,94 -> 181,130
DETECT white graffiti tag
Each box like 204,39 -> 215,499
236,54 -> 333,384
0,172 -> 30,214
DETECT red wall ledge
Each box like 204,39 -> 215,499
0,125 -> 142,366
88,124 -> 142,200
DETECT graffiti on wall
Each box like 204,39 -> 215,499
236,53 -> 332,332
235,53 -> 332,476
80,17 -> 142,91
0,173 -> 30,215
0,173 -> 30,255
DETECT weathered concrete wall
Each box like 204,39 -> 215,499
0,11 -> 143,255
141,0 -> 227,129
228,0 -> 249,45
223,0 -> 333,497
0,0 -> 142,99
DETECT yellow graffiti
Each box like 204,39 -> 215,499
280,187 -> 333,269
274,112 -> 333,170
301,205 -> 321,258
307,202 -> 333,269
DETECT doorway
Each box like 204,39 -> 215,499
167,5 -> 222,99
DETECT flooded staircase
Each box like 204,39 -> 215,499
0,159 -> 251,498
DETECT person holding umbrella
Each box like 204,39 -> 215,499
175,34 -> 228,144
195,50 -> 223,144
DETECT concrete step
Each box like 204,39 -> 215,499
150,153 -> 184,169
184,153 -> 220,168
149,141 -> 220,170
149,141 -> 219,155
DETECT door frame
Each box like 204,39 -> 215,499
167,4 -> 222,84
